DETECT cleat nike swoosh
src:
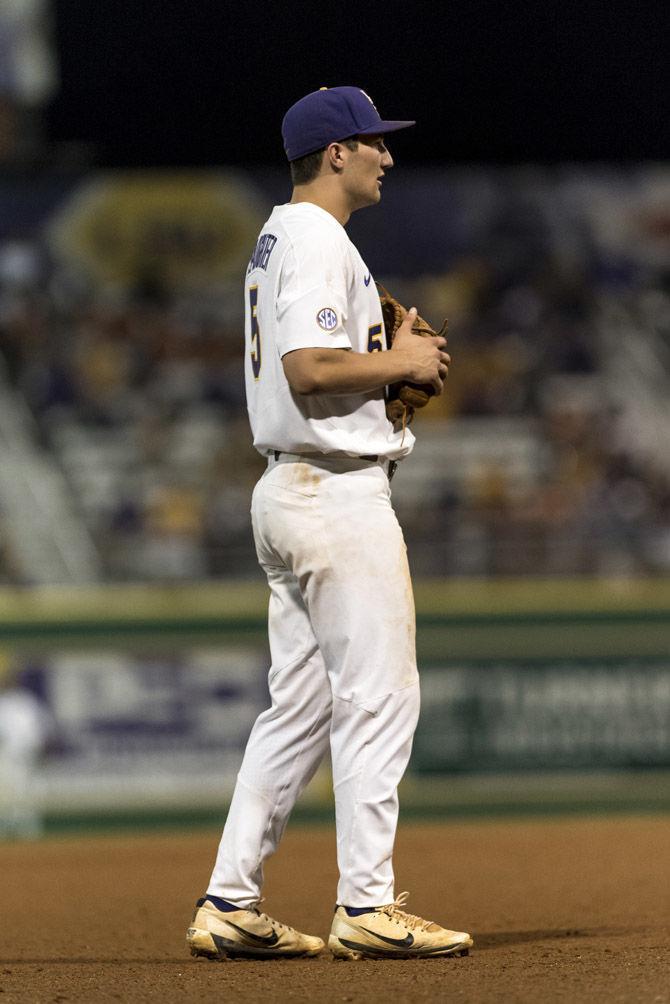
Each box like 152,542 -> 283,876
225,920 -> 280,946
338,935 -> 470,957
359,927 -> 414,949
364,273 -> 371,286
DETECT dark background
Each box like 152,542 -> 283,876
47,0 -> 667,167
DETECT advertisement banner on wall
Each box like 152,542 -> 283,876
16,646 -> 269,812
6,650 -> 668,814
414,660 -> 670,771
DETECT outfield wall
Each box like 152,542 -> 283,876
1,578 -> 669,818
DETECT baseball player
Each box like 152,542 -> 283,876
187,86 -> 472,961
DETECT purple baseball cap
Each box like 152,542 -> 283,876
282,86 -> 415,161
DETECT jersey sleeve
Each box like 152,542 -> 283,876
275,234 -> 353,356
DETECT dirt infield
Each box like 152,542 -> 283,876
1,815 -> 669,1003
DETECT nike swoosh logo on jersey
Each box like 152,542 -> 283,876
225,920 -> 280,946
364,273 -> 371,286
359,926 -> 414,949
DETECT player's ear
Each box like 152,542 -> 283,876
325,142 -> 348,172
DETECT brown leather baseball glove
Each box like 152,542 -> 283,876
377,284 -> 448,424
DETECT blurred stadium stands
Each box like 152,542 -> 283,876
1,165 -> 669,585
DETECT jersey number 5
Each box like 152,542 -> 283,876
249,285 -> 261,378
367,323 -> 384,352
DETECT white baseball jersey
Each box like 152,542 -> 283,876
243,202 -> 415,460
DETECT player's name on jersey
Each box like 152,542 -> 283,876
247,233 -> 278,274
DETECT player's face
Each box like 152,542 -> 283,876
342,135 -> 394,210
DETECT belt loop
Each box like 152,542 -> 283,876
273,450 -> 281,460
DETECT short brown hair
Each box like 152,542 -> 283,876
289,137 -> 359,186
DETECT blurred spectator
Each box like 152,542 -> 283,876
0,653 -> 51,839
0,0 -> 58,163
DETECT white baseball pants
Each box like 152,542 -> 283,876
207,454 -> 420,908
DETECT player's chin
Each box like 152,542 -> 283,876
354,186 -> 382,210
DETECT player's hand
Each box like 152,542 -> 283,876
391,307 -> 451,394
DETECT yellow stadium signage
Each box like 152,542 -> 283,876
48,171 -> 266,292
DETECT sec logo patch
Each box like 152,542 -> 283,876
317,307 -> 338,331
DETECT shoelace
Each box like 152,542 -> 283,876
380,891 -> 434,932
251,899 -> 296,935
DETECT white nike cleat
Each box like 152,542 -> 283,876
329,891 -> 473,960
186,896 -> 324,959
